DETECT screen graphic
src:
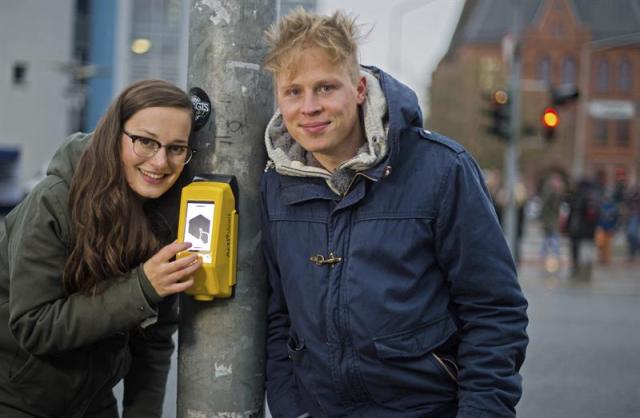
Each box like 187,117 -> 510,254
184,201 -> 215,252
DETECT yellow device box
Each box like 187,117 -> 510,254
176,176 -> 238,301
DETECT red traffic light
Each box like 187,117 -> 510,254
542,107 -> 559,128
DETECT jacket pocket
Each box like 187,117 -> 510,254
373,314 -> 457,359
285,334 -> 330,416
9,349 -> 92,415
359,314 -> 459,406
8,349 -> 37,382
286,335 -> 307,365
7,334 -> 130,417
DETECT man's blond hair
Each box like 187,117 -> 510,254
263,8 -> 362,82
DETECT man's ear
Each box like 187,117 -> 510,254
356,75 -> 367,104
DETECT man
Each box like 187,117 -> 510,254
260,9 -> 528,418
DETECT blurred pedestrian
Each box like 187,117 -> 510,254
485,169 -> 505,224
596,194 -> 620,264
484,171 -> 527,264
0,80 -> 201,416
513,181 -> 528,265
539,173 -> 566,272
624,185 -> 640,262
260,9 -> 528,418
566,178 -> 599,278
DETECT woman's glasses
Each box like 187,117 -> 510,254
123,130 -> 196,165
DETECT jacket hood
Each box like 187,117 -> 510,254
366,66 -> 423,167
46,132 -> 92,184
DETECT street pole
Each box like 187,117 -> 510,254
178,1 -> 275,417
503,3 -> 522,258
573,42 -> 590,179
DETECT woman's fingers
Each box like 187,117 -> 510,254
169,255 -> 203,282
166,276 -> 195,294
144,241 -> 203,297
152,241 -> 193,263
168,253 -> 200,274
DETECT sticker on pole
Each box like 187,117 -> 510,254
184,201 -> 215,253
190,87 -> 211,131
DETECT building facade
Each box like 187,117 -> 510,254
429,0 -> 640,191
0,0 -> 75,206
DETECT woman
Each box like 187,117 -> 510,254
0,80 -> 201,417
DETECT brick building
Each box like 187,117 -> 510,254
428,0 -> 640,191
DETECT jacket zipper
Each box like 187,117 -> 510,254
339,172 -> 378,199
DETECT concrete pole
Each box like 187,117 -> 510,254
503,3 -> 522,258
178,1 -> 275,417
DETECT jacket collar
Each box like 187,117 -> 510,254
280,175 -> 339,205
279,172 -> 369,212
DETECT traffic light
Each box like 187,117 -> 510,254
485,89 -> 510,140
541,107 -> 559,141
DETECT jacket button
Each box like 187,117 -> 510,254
384,165 -> 392,177
138,306 -> 145,311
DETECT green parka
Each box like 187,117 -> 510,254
0,133 -> 180,417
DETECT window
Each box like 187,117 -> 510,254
538,57 -> 551,84
551,21 -> 565,37
562,57 -> 576,84
618,57 -> 632,91
12,62 -> 27,86
596,59 -> 609,91
594,119 -> 608,145
616,120 -> 630,146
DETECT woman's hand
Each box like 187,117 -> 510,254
143,241 -> 202,297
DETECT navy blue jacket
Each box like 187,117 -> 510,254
261,67 -> 528,418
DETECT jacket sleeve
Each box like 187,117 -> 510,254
434,152 -> 529,418
7,181 -> 162,356
261,176 -> 309,418
122,293 -> 178,417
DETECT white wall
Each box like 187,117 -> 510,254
0,0 -> 75,190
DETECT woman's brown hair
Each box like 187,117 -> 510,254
63,80 -> 193,294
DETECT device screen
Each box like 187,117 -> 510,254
184,201 -> 215,252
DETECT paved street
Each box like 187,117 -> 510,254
516,222 -> 640,418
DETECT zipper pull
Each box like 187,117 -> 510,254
309,252 -> 343,267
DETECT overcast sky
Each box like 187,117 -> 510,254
317,0 -> 465,112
